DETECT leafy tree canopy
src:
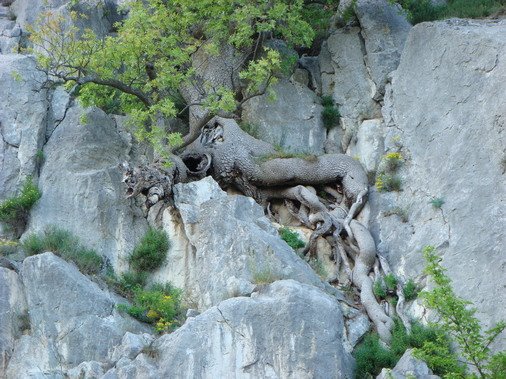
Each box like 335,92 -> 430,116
29,0 -> 334,159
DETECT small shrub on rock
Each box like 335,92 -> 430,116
321,96 -> 341,129
118,282 -> 182,333
105,269 -> 148,299
22,226 -> 102,275
279,227 -> 305,250
402,279 -> 419,301
129,228 -> 170,272
0,178 -> 41,236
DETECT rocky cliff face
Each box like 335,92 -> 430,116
0,0 -> 505,378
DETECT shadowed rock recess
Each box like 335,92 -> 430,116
0,0 -> 504,377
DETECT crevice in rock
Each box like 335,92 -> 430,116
216,306 -> 246,339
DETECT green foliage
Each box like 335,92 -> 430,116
301,0 -> 340,42
430,197 -> 445,209
321,96 -> 340,129
30,0 -> 318,161
402,279 -> 419,301
22,227 -> 103,275
383,152 -> 403,173
354,320 -> 454,378
129,228 -> 170,272
118,283 -> 182,333
384,273 -> 398,292
413,332 -> 466,377
11,71 -> 22,82
354,332 -> 397,378
341,0 -> 358,24
375,153 -> 403,192
419,245 -> 506,378
375,173 -> 402,192
279,227 -> 305,250
0,178 -> 42,236
35,149 -> 45,167
373,279 -> 388,299
392,0 -> 506,24
105,269 -> 148,299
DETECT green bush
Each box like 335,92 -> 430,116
321,96 -> 341,129
402,279 -> 419,301
384,273 -> 398,292
354,320 -> 453,378
373,279 -> 387,299
0,178 -> 41,236
105,269 -> 148,299
375,173 -> 402,192
129,228 -> 170,272
279,227 -> 305,250
22,226 -> 103,275
118,282 -> 182,333
354,332 -> 397,378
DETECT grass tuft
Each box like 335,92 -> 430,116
22,226 -> 102,275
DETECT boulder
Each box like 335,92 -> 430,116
151,177 -> 344,310
24,105 -> 149,271
0,54 -> 47,204
241,78 -> 327,154
372,20 -> 506,349
108,280 -> 355,379
6,253 -> 148,377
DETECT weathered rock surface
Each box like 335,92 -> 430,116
106,280 -> 354,379
11,0 -> 121,37
24,106 -> 148,271
0,54 -> 47,202
152,177 -> 342,310
241,79 -> 327,154
372,19 -> 506,349
5,253 -> 148,378
0,267 -> 26,377
320,27 -> 380,123
354,0 -> 411,98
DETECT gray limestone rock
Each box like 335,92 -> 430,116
348,118 -> 385,173
24,105 -> 149,271
0,54 -> 47,204
354,0 -> 411,98
6,253 -> 148,377
151,177 -> 342,311
114,280 -> 354,379
241,79 -> 326,154
372,20 -> 506,350
11,0 -> 121,37
320,28 -> 381,123
0,267 -> 27,377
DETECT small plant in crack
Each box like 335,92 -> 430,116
429,197 -> 444,209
